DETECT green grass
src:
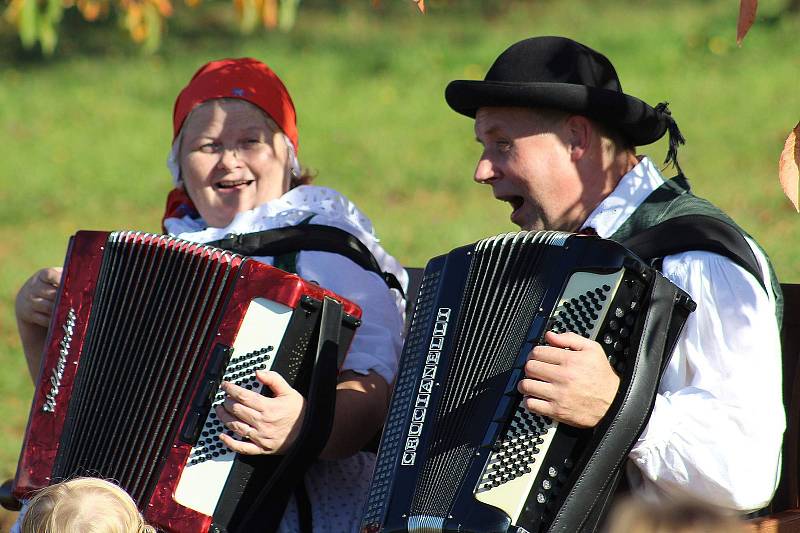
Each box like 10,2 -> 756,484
0,0 -> 799,517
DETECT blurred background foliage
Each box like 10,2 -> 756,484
1,0 -> 799,527
3,0 -> 426,54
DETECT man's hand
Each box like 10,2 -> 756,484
518,330 -> 620,428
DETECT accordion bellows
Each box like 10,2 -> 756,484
14,230 -> 361,533
361,231 -> 695,533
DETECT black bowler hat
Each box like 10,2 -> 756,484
446,36 -> 684,163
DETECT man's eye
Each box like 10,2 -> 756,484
496,140 -> 512,152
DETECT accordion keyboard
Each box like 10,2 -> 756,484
474,270 -> 625,523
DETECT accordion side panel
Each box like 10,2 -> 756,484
145,257 -> 362,533
14,231 -> 109,497
546,274 -> 687,533
171,297 -> 293,515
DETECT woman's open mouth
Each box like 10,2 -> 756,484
214,179 -> 254,191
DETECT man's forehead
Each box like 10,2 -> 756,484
474,106 -> 557,136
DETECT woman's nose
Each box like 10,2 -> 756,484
217,147 -> 242,170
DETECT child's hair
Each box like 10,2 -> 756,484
20,477 -> 156,533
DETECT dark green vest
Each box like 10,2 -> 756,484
608,174 -> 783,322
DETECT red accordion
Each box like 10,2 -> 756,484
12,230 -> 361,532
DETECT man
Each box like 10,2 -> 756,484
444,36 -> 784,512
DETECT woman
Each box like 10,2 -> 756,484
15,58 -> 406,532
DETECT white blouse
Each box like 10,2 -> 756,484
164,184 -> 408,385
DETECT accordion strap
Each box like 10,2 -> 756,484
620,214 -> 766,291
208,225 -> 406,298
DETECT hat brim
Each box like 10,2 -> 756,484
445,80 -> 666,146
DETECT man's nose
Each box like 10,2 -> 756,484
474,157 -> 498,184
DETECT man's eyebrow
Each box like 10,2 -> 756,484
475,125 -> 502,143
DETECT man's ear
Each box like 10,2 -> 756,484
564,115 -> 592,162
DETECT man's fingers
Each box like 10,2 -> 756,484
518,377 -> 556,401
522,396 -> 555,419
524,358 -> 561,382
543,330 -> 592,350
529,345 -> 566,365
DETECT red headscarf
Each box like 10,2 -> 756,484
163,58 -> 298,231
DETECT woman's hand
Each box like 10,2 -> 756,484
216,370 -> 306,455
16,267 -> 62,328
16,267 -> 62,379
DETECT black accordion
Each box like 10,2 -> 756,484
361,231 -> 695,533
13,230 -> 361,533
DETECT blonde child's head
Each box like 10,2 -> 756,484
20,477 -> 156,533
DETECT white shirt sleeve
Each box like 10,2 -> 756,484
294,250 -> 405,385
627,250 -> 785,511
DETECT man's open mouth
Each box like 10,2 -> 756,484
498,194 -> 524,213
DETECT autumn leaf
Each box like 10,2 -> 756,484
262,0 -> 277,28
414,0 -> 425,13
779,122 -> 800,212
153,0 -> 172,18
737,0 -> 757,46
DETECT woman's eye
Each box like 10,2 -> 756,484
198,142 -> 219,153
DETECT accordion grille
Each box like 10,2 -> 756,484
410,232 -> 562,517
362,267 -> 443,526
52,232 -> 242,505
